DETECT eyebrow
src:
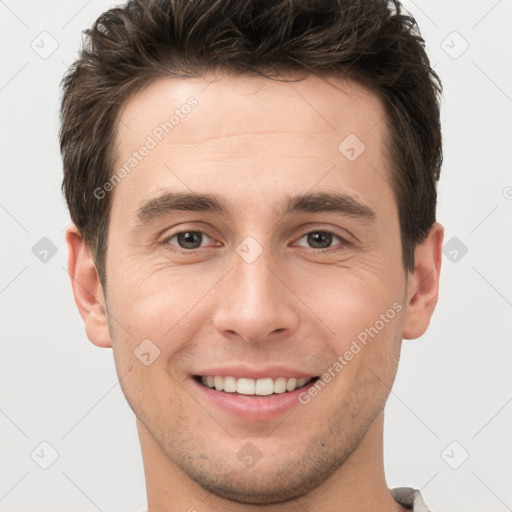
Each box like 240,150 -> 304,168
134,191 -> 376,228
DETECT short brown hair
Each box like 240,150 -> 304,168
60,0 -> 442,286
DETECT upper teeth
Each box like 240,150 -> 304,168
200,376 -> 311,395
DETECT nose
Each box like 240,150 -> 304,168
212,249 -> 299,343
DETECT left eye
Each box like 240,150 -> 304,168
295,231 -> 344,249
167,231 -> 213,249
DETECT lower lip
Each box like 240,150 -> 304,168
191,377 -> 317,421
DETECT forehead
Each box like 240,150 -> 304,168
111,72 -> 394,222
117,72 -> 386,150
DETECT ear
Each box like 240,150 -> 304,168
402,222 -> 444,340
65,224 -> 112,348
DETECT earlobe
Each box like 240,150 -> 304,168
65,224 -> 112,348
402,222 -> 444,340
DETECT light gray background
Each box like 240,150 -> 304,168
1,1 -> 511,511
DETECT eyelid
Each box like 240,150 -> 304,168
292,223 -> 357,244
158,222 -> 217,240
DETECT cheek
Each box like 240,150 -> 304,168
305,281 -> 405,420
107,260 -> 224,340
295,258 -> 406,347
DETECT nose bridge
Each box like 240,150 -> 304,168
235,251 -> 277,310
213,245 -> 298,342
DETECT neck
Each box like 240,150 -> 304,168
138,412 -> 407,512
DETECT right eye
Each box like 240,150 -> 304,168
164,230 -> 215,250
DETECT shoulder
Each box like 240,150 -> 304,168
391,487 -> 432,512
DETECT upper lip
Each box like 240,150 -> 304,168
193,365 -> 316,380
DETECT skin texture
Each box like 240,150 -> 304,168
66,73 -> 443,511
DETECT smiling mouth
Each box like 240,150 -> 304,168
194,375 -> 319,396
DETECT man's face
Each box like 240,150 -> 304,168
104,73 -> 408,502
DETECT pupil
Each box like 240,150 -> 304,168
178,231 -> 202,249
308,232 -> 332,249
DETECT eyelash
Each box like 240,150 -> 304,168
160,229 -> 352,254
